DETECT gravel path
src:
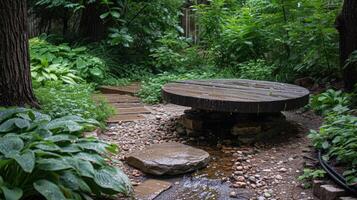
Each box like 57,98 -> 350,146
99,103 -> 323,200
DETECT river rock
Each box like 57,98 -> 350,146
134,179 -> 172,200
126,143 -> 210,175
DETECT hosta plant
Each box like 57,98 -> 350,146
30,37 -> 108,84
310,89 -> 352,115
0,108 -> 132,200
309,113 -> 357,185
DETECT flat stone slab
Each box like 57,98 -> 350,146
126,143 -> 210,175
134,179 -> 172,200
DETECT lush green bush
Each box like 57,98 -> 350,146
149,32 -> 209,72
309,113 -> 357,185
138,70 -> 216,104
30,37 -> 109,85
310,89 -> 352,115
0,108 -> 132,200
35,82 -> 114,125
195,0 -> 340,81
236,60 -> 276,80
150,32 -> 190,72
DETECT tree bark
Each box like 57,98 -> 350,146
0,0 -> 39,107
79,2 -> 106,42
336,0 -> 357,91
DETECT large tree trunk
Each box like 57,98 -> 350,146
0,0 -> 39,107
336,0 -> 357,91
79,2 -> 106,42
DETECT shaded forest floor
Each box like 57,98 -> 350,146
99,100 -> 323,200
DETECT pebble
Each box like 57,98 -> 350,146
278,168 -> 287,172
264,192 -> 272,198
229,191 -> 237,198
235,176 -> 245,182
275,175 -> 283,180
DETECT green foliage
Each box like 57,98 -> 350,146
345,50 -> 357,68
310,89 -> 352,115
298,169 -> 326,188
236,60 -> 276,80
30,37 -> 109,85
150,32 -> 190,72
194,0 -> 340,81
138,70 -> 215,104
0,108 -> 132,200
309,113 -> 357,185
35,82 -> 114,125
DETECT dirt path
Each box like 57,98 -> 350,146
99,101 -> 323,200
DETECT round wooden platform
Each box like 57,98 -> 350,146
162,79 -> 310,113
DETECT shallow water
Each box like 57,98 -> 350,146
154,146 -> 252,200
156,176 -> 251,200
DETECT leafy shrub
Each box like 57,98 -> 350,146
213,8 -> 266,67
298,169 -> 326,188
309,114 -> 357,185
0,108 -> 132,200
138,70 -> 215,104
150,32 -> 190,72
194,0 -> 340,81
236,60 -> 276,80
30,37 -> 108,84
310,89 -> 352,115
35,82 -> 115,125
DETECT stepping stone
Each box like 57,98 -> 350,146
134,179 -> 171,200
319,185 -> 346,200
126,143 -> 210,175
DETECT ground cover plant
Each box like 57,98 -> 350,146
34,82 -> 115,125
0,108 -> 132,200
308,88 -> 357,186
30,37 -> 109,85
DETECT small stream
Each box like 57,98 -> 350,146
154,146 -> 252,200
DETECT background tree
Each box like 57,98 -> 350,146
0,0 -> 39,107
336,0 -> 357,91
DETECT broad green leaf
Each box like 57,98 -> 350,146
60,171 -> 91,193
1,186 -> 23,200
46,120 -> 81,132
37,158 -> 72,171
33,180 -> 66,200
0,119 -> 17,132
6,151 -> 35,173
89,67 -> 104,78
100,12 -> 109,19
94,167 -> 132,194
35,143 -> 61,152
74,152 -> 106,165
14,118 -> 30,129
45,134 -> 77,143
70,159 -> 95,178
0,136 -> 24,155
61,145 -> 82,153
0,108 -> 28,124
77,142 -> 108,154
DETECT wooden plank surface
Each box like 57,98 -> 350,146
117,107 -> 151,115
99,83 -> 140,95
93,83 -> 150,123
162,79 -> 310,113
